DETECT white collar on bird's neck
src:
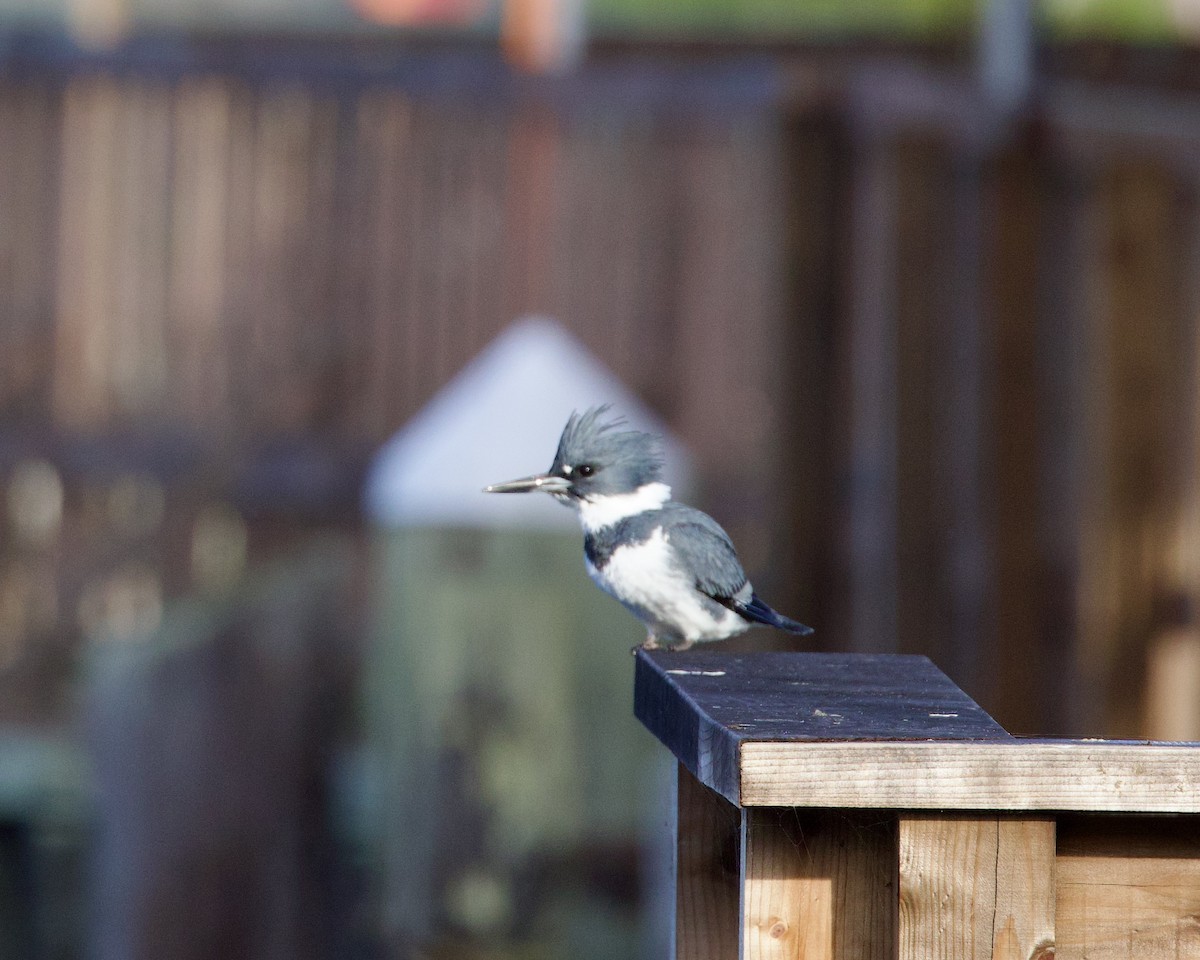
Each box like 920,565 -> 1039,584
576,482 -> 671,532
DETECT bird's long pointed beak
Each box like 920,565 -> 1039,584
483,473 -> 571,495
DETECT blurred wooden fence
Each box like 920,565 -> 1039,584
2,37 -> 1200,739
84,545 -> 359,960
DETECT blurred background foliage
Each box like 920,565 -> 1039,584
0,0 -> 1194,41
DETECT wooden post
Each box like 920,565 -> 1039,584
636,649 -> 1200,960
676,764 -> 739,960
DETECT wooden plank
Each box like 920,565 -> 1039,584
676,764 -> 740,960
54,77 -> 121,427
1088,162 -> 1193,737
842,135 -> 899,654
635,650 -> 1010,801
992,819 -> 1055,960
1057,817 -> 1200,960
900,817 -> 996,960
1143,183 -> 1200,742
893,137 -> 944,673
742,809 -> 895,960
899,816 -> 1054,960
936,152 -> 991,697
773,117 -> 839,636
740,741 -> 1200,811
169,79 -> 233,429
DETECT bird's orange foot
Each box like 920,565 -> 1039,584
633,633 -> 661,656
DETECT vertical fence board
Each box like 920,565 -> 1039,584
776,117 -> 841,638
893,137 -> 945,668
899,816 -> 1054,960
54,78 -> 121,427
0,83 -> 59,416
170,79 -> 233,429
990,145 -> 1056,733
842,134 -> 900,653
742,809 -> 896,960
676,764 -> 740,960
937,151 -> 991,695
1088,164 -> 1193,736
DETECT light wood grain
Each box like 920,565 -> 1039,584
900,817 -> 996,960
992,820 -> 1056,960
740,741 -> 1200,811
1057,817 -> 1200,960
741,810 -> 895,960
676,764 -> 740,960
899,816 -> 1054,960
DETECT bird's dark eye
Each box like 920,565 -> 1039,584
576,464 -> 595,478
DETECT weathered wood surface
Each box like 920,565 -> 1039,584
634,649 -> 1010,803
742,809 -> 895,960
738,740 -> 1200,811
898,816 -> 1055,960
637,650 -> 1200,811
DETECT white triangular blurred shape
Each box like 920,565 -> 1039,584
366,316 -> 691,529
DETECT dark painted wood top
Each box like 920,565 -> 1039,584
634,649 -> 1011,804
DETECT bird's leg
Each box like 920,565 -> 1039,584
632,631 -> 661,656
665,638 -> 696,653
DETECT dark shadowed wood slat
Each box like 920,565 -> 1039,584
0,83 -> 59,418
1057,817 -> 1200,960
841,134 -> 900,654
991,145 -> 1053,735
776,117 -> 840,645
1094,163 -> 1193,738
893,136 -> 944,671
937,151 -> 991,700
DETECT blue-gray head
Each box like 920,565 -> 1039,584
485,405 -> 664,504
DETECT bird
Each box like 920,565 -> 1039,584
484,405 -> 813,652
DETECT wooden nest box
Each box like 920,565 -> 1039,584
635,649 -> 1200,960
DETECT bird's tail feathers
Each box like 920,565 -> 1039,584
739,594 -> 814,637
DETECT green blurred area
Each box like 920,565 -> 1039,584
588,0 -> 1183,42
589,0 -> 976,40
1041,0 -> 1177,41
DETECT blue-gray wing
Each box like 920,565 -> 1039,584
658,505 -> 748,601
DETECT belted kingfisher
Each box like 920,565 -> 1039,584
485,405 -> 813,651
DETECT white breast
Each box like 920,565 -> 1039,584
585,528 -> 748,644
